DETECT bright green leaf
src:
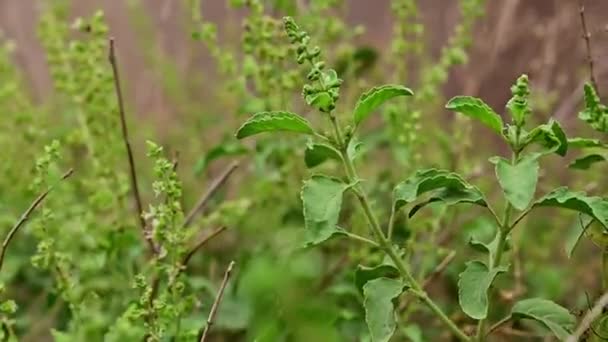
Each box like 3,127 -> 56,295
532,187 -> 608,228
491,155 -> 539,211
304,143 -> 341,168
565,214 -> 592,258
393,169 -> 486,211
568,137 -> 607,149
354,84 -> 413,126
569,154 -> 606,170
236,111 -> 314,139
363,277 -> 405,342
301,175 -> 349,246
511,298 -> 575,340
458,261 -> 507,320
445,96 -> 504,135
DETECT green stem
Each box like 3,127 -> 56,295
603,248 -> 608,291
477,150 -> 519,341
328,114 -> 470,342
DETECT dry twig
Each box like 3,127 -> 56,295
578,0 -> 600,95
108,38 -> 157,255
199,261 -> 236,342
0,169 -> 74,273
567,291 -> 608,342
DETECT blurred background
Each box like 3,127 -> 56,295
1,0 -> 608,341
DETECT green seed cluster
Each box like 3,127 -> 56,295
284,16 -> 342,113
579,83 -> 608,133
507,74 -> 531,127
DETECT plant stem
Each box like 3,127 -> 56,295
328,115 -> 470,342
200,261 -> 235,342
602,248 -> 608,290
477,150 -> 519,341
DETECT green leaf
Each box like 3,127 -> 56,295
236,111 -> 314,139
194,142 -> 248,175
347,138 -> 364,162
458,261 -> 507,320
354,84 -> 413,126
565,214 -> 592,258
511,298 -> 575,340
568,137 -> 607,149
491,155 -> 539,211
301,175 -> 349,246
569,153 -> 606,170
304,143 -> 341,168
354,264 -> 400,293
393,169 -> 486,211
532,187 -> 608,228
363,277 -> 405,342
445,96 -> 504,135
306,92 -> 334,113
525,119 -> 568,156
469,229 -> 502,265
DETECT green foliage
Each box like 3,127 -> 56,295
362,278 -> 405,342
235,111 -> 315,138
445,96 -> 503,135
353,85 -> 413,127
300,175 -> 349,246
510,298 -> 575,340
490,154 -> 539,211
458,261 -> 507,320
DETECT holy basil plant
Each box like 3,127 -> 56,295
236,17 -> 603,342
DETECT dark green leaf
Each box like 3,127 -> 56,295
458,261 -> 507,320
301,175 -> 349,246
354,84 -> 413,126
491,155 -> 539,211
236,111 -> 314,139
469,229 -> 502,265
393,169 -> 486,211
525,119 -> 568,156
511,298 -> 575,340
569,153 -> 606,170
532,187 -> 608,228
354,264 -> 400,293
445,96 -> 504,135
363,278 -> 405,342
304,143 -> 341,168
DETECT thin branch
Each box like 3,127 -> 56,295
398,250 -> 456,312
567,291 -> 608,342
578,0 -> 600,96
343,231 -> 380,248
199,261 -> 235,342
108,38 -> 157,255
421,250 -> 456,289
183,161 -> 239,227
182,226 -> 227,268
0,169 -> 74,273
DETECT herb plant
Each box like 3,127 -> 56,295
237,16 -> 608,341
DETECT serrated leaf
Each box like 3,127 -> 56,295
491,155 -> 539,211
445,96 -> 504,135
363,278 -> 405,342
393,169 -> 486,211
354,84 -> 413,126
569,153 -> 606,170
301,175 -> 349,246
354,264 -> 400,293
511,298 -> 575,340
532,187 -> 608,229
236,111 -> 314,139
568,137 -> 607,149
458,261 -> 507,320
525,119 -> 568,156
304,143 -> 341,168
